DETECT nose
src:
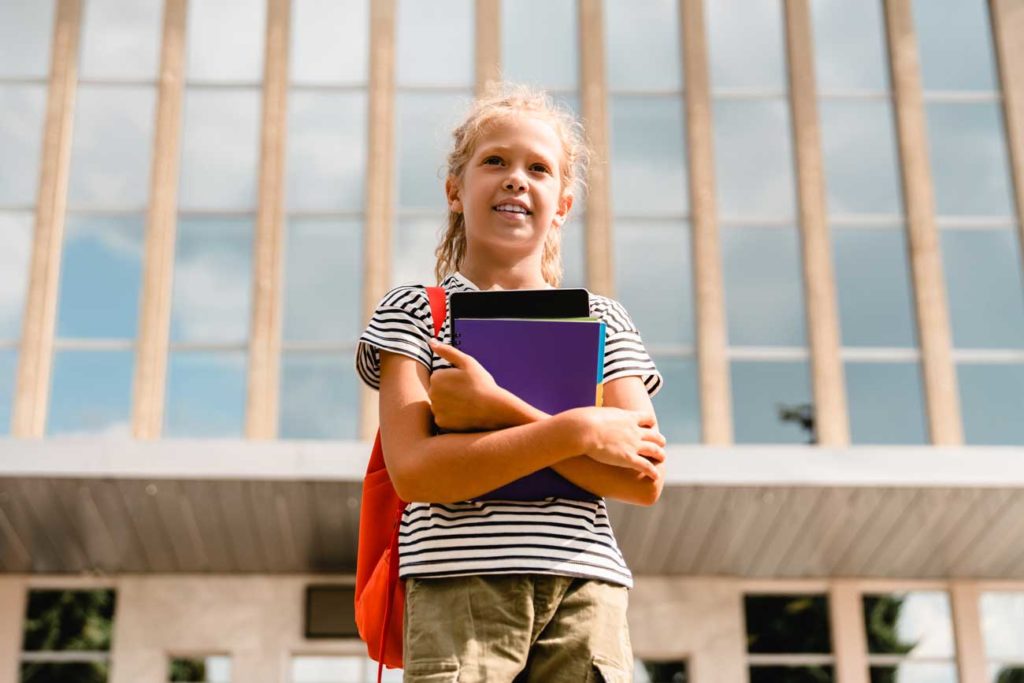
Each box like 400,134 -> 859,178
504,168 -> 527,192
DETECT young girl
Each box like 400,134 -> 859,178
356,84 -> 666,682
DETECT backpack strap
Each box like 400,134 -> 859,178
425,286 -> 446,337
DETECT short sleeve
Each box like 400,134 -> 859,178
355,285 -> 434,390
590,295 -> 664,398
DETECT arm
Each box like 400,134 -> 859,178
427,341 -> 666,506
379,349 -> 664,503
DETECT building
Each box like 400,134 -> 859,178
1,0 -> 1023,681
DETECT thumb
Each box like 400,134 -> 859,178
428,339 -> 475,368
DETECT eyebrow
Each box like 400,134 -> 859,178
477,144 -> 556,167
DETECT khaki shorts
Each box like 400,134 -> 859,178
402,574 -> 633,683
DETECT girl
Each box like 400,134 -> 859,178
356,84 -> 666,682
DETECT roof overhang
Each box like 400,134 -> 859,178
2,438 -> 1023,578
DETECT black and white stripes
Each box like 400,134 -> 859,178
354,272 -> 664,588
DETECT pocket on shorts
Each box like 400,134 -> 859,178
403,657 -> 460,682
589,655 -> 632,683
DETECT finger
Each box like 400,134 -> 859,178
627,453 -> 660,479
637,442 -> 666,464
642,429 -> 667,447
633,410 -> 657,428
428,339 -> 475,368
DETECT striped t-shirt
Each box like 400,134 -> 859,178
355,272 -> 662,588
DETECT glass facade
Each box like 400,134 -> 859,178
0,0 -> 1020,441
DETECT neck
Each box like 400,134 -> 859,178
458,252 -> 549,291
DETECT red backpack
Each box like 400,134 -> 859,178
355,286 -> 446,678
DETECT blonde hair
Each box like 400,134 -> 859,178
434,83 -> 591,287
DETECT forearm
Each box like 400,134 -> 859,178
390,408 -> 587,503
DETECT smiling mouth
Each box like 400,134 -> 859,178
493,204 -> 532,216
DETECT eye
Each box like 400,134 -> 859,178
482,155 -> 503,165
530,163 -> 552,174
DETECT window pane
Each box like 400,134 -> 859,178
279,352 -> 358,439
169,655 -> 231,683
990,668 -> 1024,683
0,84 -> 47,205
20,663 -> 109,683
0,1 -> 54,79
47,352 -> 133,435
79,0 -> 161,80
651,355 -> 700,444
615,221 -> 693,346
941,230 -> 1024,349
286,91 -> 367,212
396,0 -> 473,87
290,0 -> 368,85
57,214 -> 144,339
560,217 -> 586,289
186,0 -> 266,83
731,361 -> 813,444
833,227 -> 916,348
913,0 -> 998,92
723,227 -> 806,347
68,86 -> 156,208
23,589 -> 116,651
291,656 -> 403,683
396,93 -> 470,210
926,103 -> 1014,217
958,363 -> 1024,446
393,216 -> 443,287
637,660 -> 689,683
869,664 -> 958,683
605,0 -> 682,92
750,667 -> 835,683
0,211 -> 33,338
811,0 -> 889,92
171,218 -> 253,344
980,592 -> 1024,661
714,100 -> 795,217
179,89 -> 261,211
846,362 -> 927,445
284,219 -> 362,342
0,349 -> 17,436
820,101 -> 902,215
745,594 -> 832,654
502,0 -> 578,90
863,592 -> 955,657
708,0 -> 786,90
165,352 -> 247,437
610,96 -> 687,216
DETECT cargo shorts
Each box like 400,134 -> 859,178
402,574 -> 633,682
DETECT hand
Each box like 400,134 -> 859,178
572,407 -> 666,479
428,339 -> 515,431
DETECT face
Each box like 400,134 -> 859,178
446,114 -> 573,264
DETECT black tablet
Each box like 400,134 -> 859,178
449,288 -> 590,336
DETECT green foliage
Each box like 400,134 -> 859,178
20,662 -> 108,683
745,595 -> 832,654
862,596 -> 915,655
749,666 -> 833,683
642,660 -> 688,683
22,590 -> 115,653
996,668 -> 1024,683
169,658 -> 207,682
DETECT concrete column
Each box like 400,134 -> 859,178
132,0 -> 187,440
475,0 -> 500,96
829,581 -> 869,683
246,0 -> 292,439
681,0 -> 733,444
990,0 -> 1024,275
0,578 -> 27,683
950,582 -> 987,683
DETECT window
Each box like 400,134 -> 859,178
291,655 -> 402,683
912,0 -> 1024,445
745,594 -> 834,682
862,591 -> 958,683
20,589 -> 116,683
169,655 -> 231,683
979,592 -> 1024,683
636,659 -> 689,683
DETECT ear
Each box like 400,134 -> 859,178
553,191 -> 574,227
445,176 -> 462,213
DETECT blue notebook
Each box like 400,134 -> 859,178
453,317 -> 606,501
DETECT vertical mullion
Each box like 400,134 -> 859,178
475,0 -> 500,96
829,581 -> 870,683
950,582 -> 988,683
133,0 -> 188,439
882,0 -> 963,445
12,0 -> 82,438
990,0 -> 1024,276
359,0 -> 397,440
0,580 -> 26,683
246,0 -> 291,439
579,0 -> 613,296
681,0 -> 732,444
784,0 -> 849,446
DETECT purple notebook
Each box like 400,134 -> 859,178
453,317 -> 606,501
